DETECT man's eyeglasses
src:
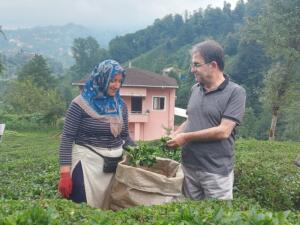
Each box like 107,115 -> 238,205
190,62 -> 211,69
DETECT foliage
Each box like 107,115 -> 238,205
244,0 -> 300,140
259,62 -> 297,140
71,36 -> 109,80
227,40 -> 271,113
109,14 -> 185,63
125,143 -> 157,167
0,199 -> 298,225
2,80 -> 46,114
281,97 -> 300,141
125,136 -> 183,167
260,63 -> 294,112
0,131 -> 60,200
256,0 -> 300,60
159,136 -> 181,160
0,131 -> 299,224
237,107 -> 259,138
56,69 -> 81,106
17,54 -> 56,90
0,113 -> 55,130
0,23 -> 114,69
109,1 -> 247,64
2,0 -> 300,141
108,0 -> 300,141
1,79 -> 65,127
235,139 -> 300,210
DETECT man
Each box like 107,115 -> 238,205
167,40 -> 246,200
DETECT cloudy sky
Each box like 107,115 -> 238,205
1,0 -> 239,31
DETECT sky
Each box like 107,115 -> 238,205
0,0 -> 239,32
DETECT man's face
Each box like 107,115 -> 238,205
190,53 -> 212,85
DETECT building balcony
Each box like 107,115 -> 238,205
128,112 -> 149,123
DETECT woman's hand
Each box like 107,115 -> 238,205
58,166 -> 72,198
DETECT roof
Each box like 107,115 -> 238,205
72,67 -> 178,88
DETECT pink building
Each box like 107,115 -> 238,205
74,67 -> 178,141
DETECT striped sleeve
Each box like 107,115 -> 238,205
121,104 -> 135,148
59,102 -> 82,166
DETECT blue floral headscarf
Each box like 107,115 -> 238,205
81,59 -> 126,117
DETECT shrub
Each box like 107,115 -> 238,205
0,113 -> 63,130
234,139 -> 300,210
1,80 -> 66,128
0,199 -> 299,225
0,131 -> 299,224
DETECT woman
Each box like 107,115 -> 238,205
58,59 -> 134,209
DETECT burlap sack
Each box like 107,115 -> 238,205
109,156 -> 184,210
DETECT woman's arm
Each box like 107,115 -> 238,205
120,104 -> 135,148
59,102 -> 82,170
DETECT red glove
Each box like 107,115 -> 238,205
58,172 -> 72,198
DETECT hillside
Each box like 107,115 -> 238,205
0,130 -> 299,224
0,23 -> 119,68
0,0 -> 299,143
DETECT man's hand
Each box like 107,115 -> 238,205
166,133 -> 187,147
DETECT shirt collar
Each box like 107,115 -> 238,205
198,74 -> 229,94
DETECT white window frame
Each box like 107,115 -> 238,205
152,96 -> 166,111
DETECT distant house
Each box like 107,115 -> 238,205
73,67 -> 178,141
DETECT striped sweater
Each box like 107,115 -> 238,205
59,101 -> 133,166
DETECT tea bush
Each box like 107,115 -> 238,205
149,138 -> 300,211
0,130 -> 60,200
0,131 -> 299,224
1,199 -> 299,225
0,113 -> 63,131
234,139 -> 300,210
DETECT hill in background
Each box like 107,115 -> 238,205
0,23 -> 124,68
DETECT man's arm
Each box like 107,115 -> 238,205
167,118 -> 236,147
170,120 -> 187,137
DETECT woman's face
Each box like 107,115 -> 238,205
107,74 -> 122,96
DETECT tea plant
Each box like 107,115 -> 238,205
1,130 -> 300,224
124,143 -> 157,167
159,136 -> 180,160
125,137 -> 182,167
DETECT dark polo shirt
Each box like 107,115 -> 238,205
182,75 -> 246,175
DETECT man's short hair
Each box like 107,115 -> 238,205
191,40 -> 224,71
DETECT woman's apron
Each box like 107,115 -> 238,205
71,144 -> 123,209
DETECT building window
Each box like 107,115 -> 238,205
153,96 -> 165,110
131,96 -> 142,113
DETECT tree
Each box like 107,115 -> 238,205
282,96 -> 300,141
237,107 -> 258,138
228,40 -> 271,114
3,79 -> 65,125
71,36 -> 109,79
257,0 -> 300,60
3,80 -> 47,114
18,54 -> 56,90
254,0 -> 300,140
260,63 -> 295,140
232,0 -> 245,23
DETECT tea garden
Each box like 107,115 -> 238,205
0,130 -> 299,224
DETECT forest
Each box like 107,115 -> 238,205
0,0 -> 299,141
